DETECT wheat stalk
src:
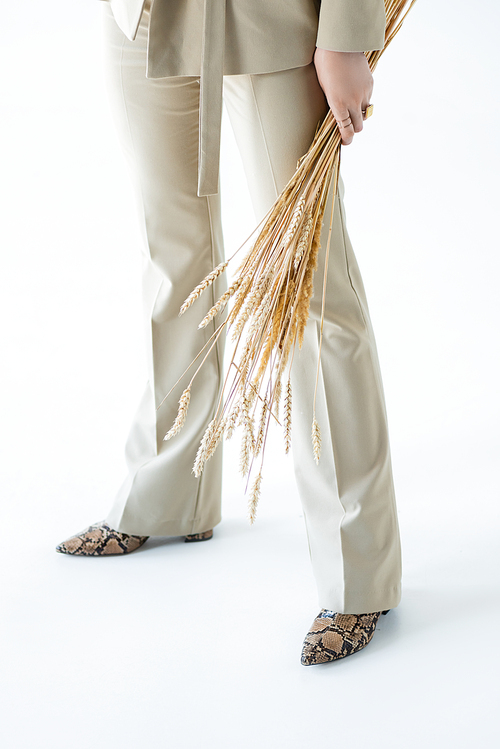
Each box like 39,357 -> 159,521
192,418 -> 217,478
160,0 -> 415,520
284,380 -> 292,454
179,261 -> 228,315
311,417 -> 321,465
163,386 -> 191,441
248,471 -> 262,525
254,398 -> 268,457
198,277 -> 243,329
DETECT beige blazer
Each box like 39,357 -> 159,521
100,0 -> 386,194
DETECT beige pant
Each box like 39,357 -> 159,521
101,2 -> 402,614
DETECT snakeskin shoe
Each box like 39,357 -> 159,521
301,609 -> 389,665
55,521 -> 149,556
55,522 -> 214,555
184,529 -> 213,543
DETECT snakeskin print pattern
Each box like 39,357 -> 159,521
184,529 -> 214,542
301,610 -> 387,665
55,521 -> 149,556
56,522 -> 214,555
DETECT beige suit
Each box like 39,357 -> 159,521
101,0 -> 387,195
101,0 -> 402,614
102,0 -> 386,68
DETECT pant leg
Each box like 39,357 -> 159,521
223,65 -> 402,614
101,2 -> 224,536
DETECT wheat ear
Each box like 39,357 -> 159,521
192,418 -> 217,477
248,471 -> 262,525
163,386 -> 191,441
179,261 -> 228,315
284,380 -> 292,454
311,417 -> 321,465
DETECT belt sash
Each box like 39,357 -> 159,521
146,0 -> 226,197
198,0 -> 226,197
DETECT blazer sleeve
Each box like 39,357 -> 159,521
316,0 -> 386,52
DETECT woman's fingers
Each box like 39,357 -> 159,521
349,106 -> 365,135
331,106 -> 360,145
334,109 -> 355,145
313,48 -> 374,146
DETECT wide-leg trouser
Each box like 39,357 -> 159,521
101,2 -> 402,614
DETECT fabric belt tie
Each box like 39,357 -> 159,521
197,0 -> 226,197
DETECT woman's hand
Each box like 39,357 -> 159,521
313,48 -> 374,145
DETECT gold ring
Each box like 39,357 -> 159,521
362,104 -> 374,120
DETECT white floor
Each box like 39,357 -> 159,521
1,3 -> 500,748
2,427 -> 499,748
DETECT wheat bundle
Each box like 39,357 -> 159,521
160,0 -> 416,523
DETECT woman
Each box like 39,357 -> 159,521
57,0 -> 402,665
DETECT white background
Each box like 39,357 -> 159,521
1,1 -> 499,747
